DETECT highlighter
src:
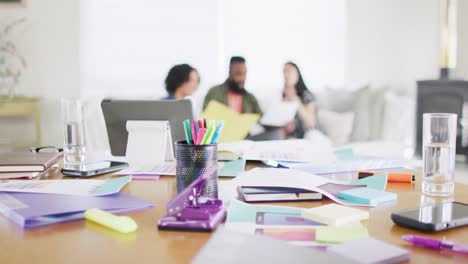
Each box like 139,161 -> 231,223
85,208 -> 138,233
358,171 -> 415,183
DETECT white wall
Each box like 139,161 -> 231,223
222,0 -> 346,110
454,0 -> 468,79
345,0 -> 440,94
81,0 -> 347,112
0,0 -> 80,147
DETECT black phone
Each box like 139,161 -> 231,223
61,161 -> 129,177
391,202 -> 468,232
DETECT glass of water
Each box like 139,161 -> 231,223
61,98 -> 87,166
422,113 -> 457,196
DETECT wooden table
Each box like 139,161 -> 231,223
1,163 -> 468,264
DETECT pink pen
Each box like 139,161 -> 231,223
196,128 -> 206,145
191,120 -> 197,144
402,234 -> 468,254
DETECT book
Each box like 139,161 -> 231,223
0,152 -> 62,172
237,186 -> 322,202
327,237 -> 410,264
338,187 -> 397,206
301,204 -> 369,226
0,171 -> 41,179
0,192 -> 153,228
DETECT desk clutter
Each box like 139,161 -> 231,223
1,134 -> 468,264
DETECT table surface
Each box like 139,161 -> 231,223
1,163 -> 468,264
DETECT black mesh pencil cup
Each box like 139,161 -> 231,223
175,141 -> 218,198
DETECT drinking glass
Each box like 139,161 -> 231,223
422,113 -> 457,196
61,98 -> 87,166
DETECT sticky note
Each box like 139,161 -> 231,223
316,227 -> 368,243
338,187 -> 397,206
301,204 -> 369,227
351,173 -> 387,190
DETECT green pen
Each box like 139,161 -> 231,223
183,119 -> 192,144
201,121 -> 215,145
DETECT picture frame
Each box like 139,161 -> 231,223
0,0 -> 26,7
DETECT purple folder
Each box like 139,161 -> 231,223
0,192 -> 154,229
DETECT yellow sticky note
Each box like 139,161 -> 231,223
202,101 -> 260,142
315,227 -> 368,243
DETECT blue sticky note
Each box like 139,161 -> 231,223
338,187 -> 397,206
351,173 -> 387,190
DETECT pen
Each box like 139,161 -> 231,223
196,128 -> 206,145
191,120 -> 197,144
358,171 -> 415,183
183,119 -> 192,144
201,121 -> 214,145
198,120 -> 203,129
210,120 -> 224,144
402,234 -> 468,254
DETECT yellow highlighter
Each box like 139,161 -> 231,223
84,208 -> 138,233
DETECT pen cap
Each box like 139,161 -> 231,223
175,141 -> 218,198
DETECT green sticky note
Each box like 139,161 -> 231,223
316,227 -> 368,243
351,173 -> 387,190
94,176 -> 132,196
219,159 -> 246,177
334,148 -> 355,160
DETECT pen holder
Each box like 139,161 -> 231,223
175,141 -> 218,198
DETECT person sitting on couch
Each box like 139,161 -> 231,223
163,64 -> 200,100
203,56 -> 262,115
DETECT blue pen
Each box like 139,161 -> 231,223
210,120 -> 225,144
194,121 -> 200,134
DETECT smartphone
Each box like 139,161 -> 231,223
391,202 -> 468,232
256,212 -> 321,226
61,161 -> 128,177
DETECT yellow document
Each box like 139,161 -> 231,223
202,101 -> 260,143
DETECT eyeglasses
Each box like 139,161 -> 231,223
30,146 -> 63,153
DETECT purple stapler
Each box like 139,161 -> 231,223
158,171 -> 226,231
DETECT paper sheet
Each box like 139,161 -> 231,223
203,101 -> 260,142
115,160 -> 245,178
219,139 -> 335,163
0,176 -> 132,196
115,162 -> 177,176
260,101 -> 299,127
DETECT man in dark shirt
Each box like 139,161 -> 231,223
203,56 -> 262,115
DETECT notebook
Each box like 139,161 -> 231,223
327,237 -> 410,264
301,204 -> 369,226
0,171 -> 41,179
0,152 -> 62,172
0,192 -> 154,228
338,187 -> 397,206
237,186 -> 323,202
192,228 -> 359,264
